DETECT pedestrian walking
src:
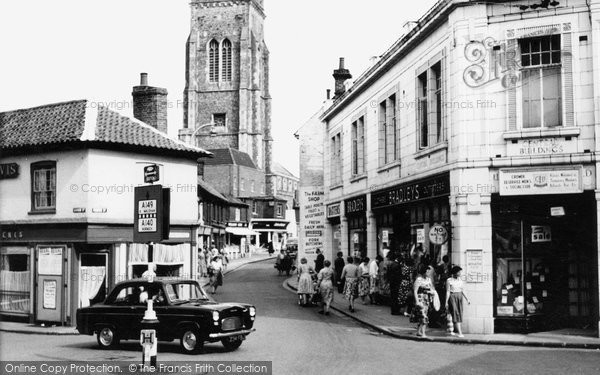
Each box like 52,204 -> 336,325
209,256 -> 224,294
198,248 -> 208,277
297,258 -> 315,306
341,257 -> 360,312
387,253 -> 402,315
369,255 -> 382,304
413,264 -> 435,337
275,250 -> 285,275
314,248 -> 325,274
316,260 -> 335,315
334,252 -> 345,294
398,255 -> 415,316
378,253 -> 393,303
358,257 -> 370,304
281,251 -> 293,276
445,266 -> 471,338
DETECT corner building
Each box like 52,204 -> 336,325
320,0 -> 600,335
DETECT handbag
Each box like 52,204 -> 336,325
432,291 -> 441,312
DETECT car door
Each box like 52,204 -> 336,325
108,284 -> 146,339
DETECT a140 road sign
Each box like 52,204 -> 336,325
134,185 -> 170,243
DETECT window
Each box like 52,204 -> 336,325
417,61 -> 444,149
351,116 -> 366,174
277,177 -> 282,191
378,96 -> 398,165
288,180 -> 292,192
250,181 -> 255,193
252,201 -> 258,214
240,178 -> 245,191
213,113 -> 226,127
209,39 -> 219,82
276,203 -> 283,217
520,35 -> 562,128
221,39 -> 232,81
330,133 -> 342,185
31,161 -> 56,212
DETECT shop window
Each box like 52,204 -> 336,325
79,253 -> 107,308
520,35 -> 562,128
31,161 -> 56,212
0,247 -> 31,314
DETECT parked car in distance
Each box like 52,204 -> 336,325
76,278 -> 256,354
285,238 -> 298,259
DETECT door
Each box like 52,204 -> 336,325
36,246 -> 65,323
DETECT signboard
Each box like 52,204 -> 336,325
327,203 -> 341,218
466,249 -> 484,283
299,187 -> 325,255
416,228 -> 425,244
381,230 -> 389,244
550,207 -> 565,216
43,280 -> 57,309
0,163 -> 19,179
499,167 -> 582,196
429,224 -> 448,245
345,195 -> 366,215
531,225 -> 551,242
144,164 -> 160,183
134,185 -> 170,243
371,174 -> 450,209
507,137 -> 577,157
38,247 -> 63,275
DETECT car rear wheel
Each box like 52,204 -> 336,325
221,337 -> 243,351
180,329 -> 203,354
96,326 -> 119,349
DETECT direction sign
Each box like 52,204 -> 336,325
134,185 -> 169,243
138,200 -> 157,232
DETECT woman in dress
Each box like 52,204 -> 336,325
358,257 -> 371,304
445,266 -> 471,338
209,256 -> 224,294
341,257 -> 360,312
198,249 -> 208,277
413,263 -> 435,337
297,257 -> 315,306
398,255 -> 416,316
316,260 -> 335,315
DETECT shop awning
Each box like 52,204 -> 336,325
225,227 -> 259,236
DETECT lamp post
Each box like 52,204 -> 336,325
178,122 -> 217,146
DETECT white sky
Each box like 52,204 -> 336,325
0,0 -> 438,176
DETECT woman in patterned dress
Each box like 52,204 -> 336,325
316,260 -> 335,315
398,256 -> 415,316
341,256 -> 360,312
358,257 -> 371,303
297,257 -> 315,306
413,263 -> 435,337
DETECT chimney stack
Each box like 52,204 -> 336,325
333,57 -> 352,99
132,73 -> 168,134
326,89 -> 331,100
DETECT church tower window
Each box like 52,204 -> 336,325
209,39 -> 219,82
221,39 -> 232,81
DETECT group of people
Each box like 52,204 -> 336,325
198,247 -> 228,294
274,250 -> 294,276
295,247 -> 471,338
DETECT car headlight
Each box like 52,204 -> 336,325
212,311 -> 220,321
249,307 -> 256,317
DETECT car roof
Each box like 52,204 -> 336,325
114,278 -> 198,287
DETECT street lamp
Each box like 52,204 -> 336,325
179,122 -> 218,146
191,122 -> 217,136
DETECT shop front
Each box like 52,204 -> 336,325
225,222 -> 258,258
370,173 -> 451,262
326,202 -> 342,258
251,219 -> 290,250
492,166 -> 599,333
345,195 -> 366,257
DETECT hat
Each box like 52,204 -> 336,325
450,265 -> 462,275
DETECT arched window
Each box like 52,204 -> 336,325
221,39 -> 232,81
209,39 -> 219,82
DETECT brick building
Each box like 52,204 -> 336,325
304,0 -> 600,335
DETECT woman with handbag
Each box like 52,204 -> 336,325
445,266 -> 471,337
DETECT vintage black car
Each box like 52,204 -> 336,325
76,278 -> 255,354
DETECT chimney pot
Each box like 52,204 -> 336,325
326,89 -> 331,100
339,58 -> 345,69
140,73 -> 148,86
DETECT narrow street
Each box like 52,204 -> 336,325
1,260 -> 599,374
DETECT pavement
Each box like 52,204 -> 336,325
0,251 -> 273,336
286,277 -> 600,350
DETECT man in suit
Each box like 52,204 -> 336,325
315,248 -> 325,274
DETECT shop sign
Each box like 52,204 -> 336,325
550,207 -> 565,216
345,195 -> 366,215
416,229 -> 425,244
499,167 -> 582,196
531,225 -> 551,242
227,222 -> 248,228
429,224 -> 448,245
371,174 -> 450,209
2,230 -> 24,240
507,137 -> 576,157
466,249 -> 484,283
0,163 -> 19,179
299,187 -> 325,254
327,203 -> 341,218
143,164 -> 160,183
381,230 -> 389,244
252,221 -> 289,230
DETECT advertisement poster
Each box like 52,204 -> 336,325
466,249 -> 484,283
299,187 -> 325,257
43,280 -> 57,309
38,247 -> 63,275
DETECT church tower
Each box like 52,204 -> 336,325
181,0 -> 273,194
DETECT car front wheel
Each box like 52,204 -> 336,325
180,329 -> 203,354
96,326 -> 119,349
221,337 -> 243,351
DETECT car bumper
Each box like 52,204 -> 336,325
209,328 -> 256,339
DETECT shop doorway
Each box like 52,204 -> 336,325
36,246 -> 65,323
492,192 -> 598,333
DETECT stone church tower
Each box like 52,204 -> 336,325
180,0 -> 273,194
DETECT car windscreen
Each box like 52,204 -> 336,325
164,282 -> 209,304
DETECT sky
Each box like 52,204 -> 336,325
0,0 -> 438,176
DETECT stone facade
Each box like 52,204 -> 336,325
182,0 -> 273,194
